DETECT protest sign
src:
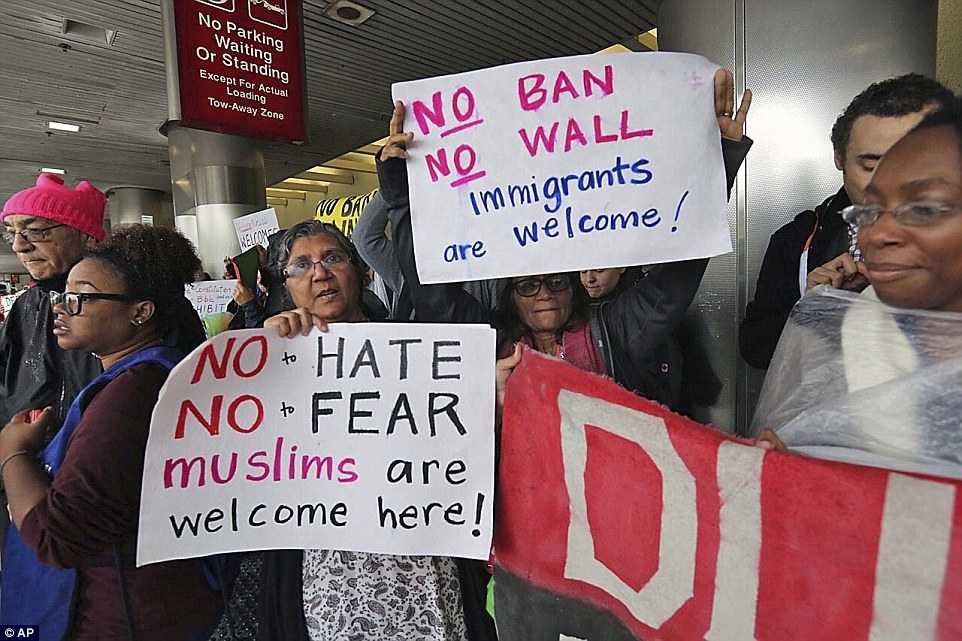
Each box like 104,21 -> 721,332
233,207 -> 280,251
494,350 -> 962,640
185,279 -> 236,316
314,188 -> 378,238
185,279 -> 237,338
391,52 -> 731,284
1,289 -> 25,317
138,323 -> 496,565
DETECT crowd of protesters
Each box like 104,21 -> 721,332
0,61 -> 959,641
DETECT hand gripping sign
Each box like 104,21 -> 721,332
137,324 -> 496,565
391,52 -> 732,284
494,350 -> 962,641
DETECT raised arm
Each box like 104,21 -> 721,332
353,192 -> 405,294
602,69 -> 752,367
378,101 -> 503,326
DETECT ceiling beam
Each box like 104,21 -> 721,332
275,179 -> 329,193
295,170 -> 354,184
266,188 -> 306,199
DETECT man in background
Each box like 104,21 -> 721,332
0,174 -> 107,547
0,174 -> 107,429
739,74 -> 954,369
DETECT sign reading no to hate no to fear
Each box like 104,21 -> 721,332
392,52 -> 732,284
174,0 -> 307,143
137,323 -> 496,565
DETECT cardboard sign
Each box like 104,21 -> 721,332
391,52 -> 731,284
173,0 -> 307,143
138,323 -> 496,565
494,350 -> 962,640
233,207 -> 280,252
314,189 -> 378,238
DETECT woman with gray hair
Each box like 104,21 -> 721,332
258,220 -> 494,641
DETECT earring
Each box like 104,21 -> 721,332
131,319 -> 143,326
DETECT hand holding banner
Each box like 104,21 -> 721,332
495,350 -> 962,640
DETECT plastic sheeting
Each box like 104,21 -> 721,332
751,285 -> 962,478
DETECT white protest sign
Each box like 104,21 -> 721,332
137,323 -> 496,565
392,52 -> 732,284
233,208 -> 280,252
1,289 -> 26,317
185,279 -> 237,316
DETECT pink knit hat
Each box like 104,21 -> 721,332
1,174 -> 106,241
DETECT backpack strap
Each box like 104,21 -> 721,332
588,303 -> 614,378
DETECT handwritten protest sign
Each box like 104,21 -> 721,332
233,207 -> 280,252
314,188 -> 378,238
1,289 -> 25,317
391,52 -> 731,284
185,279 -> 237,316
184,279 -> 236,337
137,323 -> 496,565
494,350 -> 962,640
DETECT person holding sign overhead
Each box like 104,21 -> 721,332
259,220 -> 495,641
0,225 -> 220,640
379,68 -> 751,410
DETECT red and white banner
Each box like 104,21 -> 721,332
494,350 -> 962,640
173,0 -> 307,143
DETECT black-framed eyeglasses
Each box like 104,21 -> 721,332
3,223 -> 66,245
841,202 -> 962,227
49,291 -> 137,316
513,275 -> 572,297
283,250 -> 351,279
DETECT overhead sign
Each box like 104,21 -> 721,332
173,0 -> 307,143
391,52 -> 731,284
137,324 -> 496,565
494,350 -> 962,640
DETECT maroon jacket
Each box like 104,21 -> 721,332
20,362 -> 222,640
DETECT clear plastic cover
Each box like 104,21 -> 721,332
751,285 -> 962,478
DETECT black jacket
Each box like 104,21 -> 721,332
0,275 -> 102,427
739,187 -> 851,369
377,137 -> 751,409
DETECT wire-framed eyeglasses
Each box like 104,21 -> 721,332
3,223 -> 66,245
841,202 -> 962,227
283,250 -> 352,279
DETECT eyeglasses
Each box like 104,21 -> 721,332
49,291 -> 137,316
841,202 -> 962,227
513,275 -> 572,297
3,223 -> 66,245
283,250 -> 351,279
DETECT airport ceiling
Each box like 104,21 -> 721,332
0,0 -> 660,206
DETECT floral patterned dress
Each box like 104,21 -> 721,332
301,549 -> 468,641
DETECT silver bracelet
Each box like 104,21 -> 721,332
0,450 -> 33,476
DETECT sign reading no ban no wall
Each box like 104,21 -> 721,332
391,52 -> 732,284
